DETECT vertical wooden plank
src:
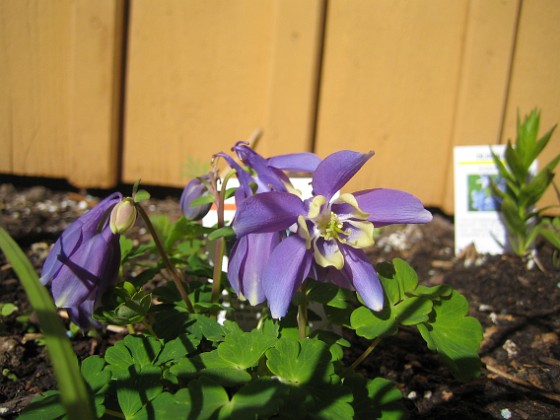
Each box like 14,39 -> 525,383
123,0 -> 273,186
314,0 -> 469,206
263,0 -> 325,158
502,0 -> 560,213
0,0 -> 124,188
441,0 -> 520,213
0,0 -> 73,178
68,0 -> 125,188
122,0 -> 325,187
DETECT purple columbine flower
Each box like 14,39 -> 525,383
217,141 -> 321,204
220,142 -> 321,305
180,175 -> 212,221
233,150 -> 433,318
40,193 -> 123,329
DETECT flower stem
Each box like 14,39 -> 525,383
297,283 -> 309,339
135,203 -> 195,313
209,169 -> 235,304
211,238 -> 225,304
343,337 -> 381,377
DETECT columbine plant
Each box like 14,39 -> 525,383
7,142 -> 483,420
490,109 -> 560,266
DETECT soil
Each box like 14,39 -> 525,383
0,181 -> 559,419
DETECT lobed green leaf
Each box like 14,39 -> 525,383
417,290 -> 483,381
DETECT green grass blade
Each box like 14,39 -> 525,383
0,227 -> 95,420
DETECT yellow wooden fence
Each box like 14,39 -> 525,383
1,0 -> 559,214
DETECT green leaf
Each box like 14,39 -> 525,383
393,258 -> 418,298
505,141 -> 527,182
164,217 -> 212,248
531,124 -> 557,164
346,374 -> 408,420
116,365 -> 163,418
220,379 -> 285,419
104,341 -> 134,379
540,224 -> 560,249
0,302 -> 18,316
500,196 -> 527,238
188,377 -> 230,419
133,189 -> 151,203
80,356 -> 109,418
519,168 -> 554,208
0,228 -> 94,420
491,150 -> 516,185
223,187 -> 238,200
217,329 -> 278,369
412,285 -> 452,299
81,356 -> 110,394
351,305 -> 397,339
375,262 -> 400,304
266,337 -> 333,385
208,226 -> 236,241
18,390 -> 66,420
189,194 -> 215,207
351,297 -> 432,339
155,334 -> 200,365
305,382 -> 355,419
168,357 -> 202,382
417,290 -> 483,381
351,260 -> 434,339
123,334 -> 163,368
308,280 -> 354,309
516,109 -> 540,170
190,313 -> 226,342
198,350 -> 253,386
149,389 -> 192,418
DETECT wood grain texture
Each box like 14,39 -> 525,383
0,0 -> 124,187
314,0 -> 469,207
0,0 -> 73,178
68,0 -> 125,188
502,0 -> 560,214
122,0 -> 325,187
441,0 -> 520,212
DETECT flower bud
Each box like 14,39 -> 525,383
110,198 -> 137,234
180,175 -> 212,221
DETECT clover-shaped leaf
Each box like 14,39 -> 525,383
266,337 -> 333,385
219,379 -> 286,419
155,333 -> 200,365
345,374 -> 408,420
217,329 -> 278,369
351,296 -> 432,339
417,290 -> 483,381
148,389 -> 192,418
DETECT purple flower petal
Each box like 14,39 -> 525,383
40,222 -> 84,285
228,232 -> 281,305
51,227 -> 119,308
40,192 -> 122,328
233,192 -> 305,236
215,152 -> 255,201
233,143 -> 286,193
340,246 -> 384,311
180,175 -> 212,221
263,235 -> 312,318
312,150 -> 374,200
353,188 -> 432,227
267,152 -> 321,172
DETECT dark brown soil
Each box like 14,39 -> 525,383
1,182 -> 559,419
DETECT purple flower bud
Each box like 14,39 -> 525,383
40,193 -> 123,329
110,198 -> 137,234
180,175 -> 212,221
